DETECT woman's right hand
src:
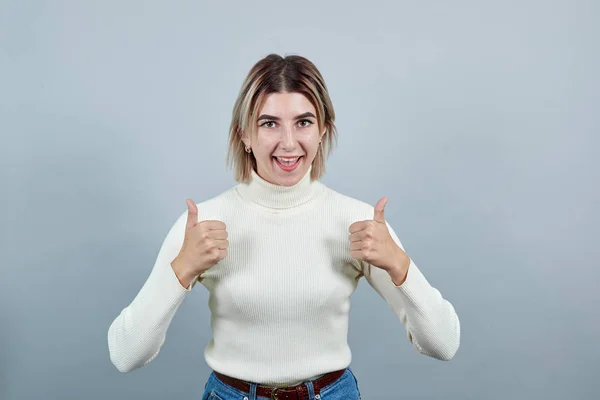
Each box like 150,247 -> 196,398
171,199 -> 228,287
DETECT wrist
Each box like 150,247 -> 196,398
171,257 -> 196,289
388,254 -> 410,286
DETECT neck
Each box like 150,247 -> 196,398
236,166 -> 324,209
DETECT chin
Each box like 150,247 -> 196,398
269,171 -> 304,186
278,177 -> 303,186
276,170 -> 310,187
257,156 -> 312,186
263,156 -> 308,186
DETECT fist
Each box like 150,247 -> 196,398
349,197 -> 405,272
172,199 -> 228,281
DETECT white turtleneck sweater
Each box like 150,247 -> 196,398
107,168 -> 460,386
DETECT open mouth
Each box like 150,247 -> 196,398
273,156 -> 303,172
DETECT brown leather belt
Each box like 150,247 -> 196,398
213,368 -> 346,400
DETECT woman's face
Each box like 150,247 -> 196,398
242,92 -> 325,186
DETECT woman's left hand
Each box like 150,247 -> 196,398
349,197 -> 410,278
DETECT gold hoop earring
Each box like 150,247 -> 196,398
245,146 -> 252,153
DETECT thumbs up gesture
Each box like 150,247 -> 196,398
349,197 -> 408,274
171,199 -> 228,287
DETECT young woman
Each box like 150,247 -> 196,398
108,54 -> 460,400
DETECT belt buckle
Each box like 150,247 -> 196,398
270,387 -> 280,400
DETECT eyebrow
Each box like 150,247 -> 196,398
257,112 -> 316,121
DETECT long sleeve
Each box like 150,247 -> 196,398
107,211 -> 192,373
360,223 -> 460,361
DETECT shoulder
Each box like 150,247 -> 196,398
172,186 -> 239,226
195,186 -> 238,212
321,184 -> 375,221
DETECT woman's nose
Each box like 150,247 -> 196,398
280,127 -> 296,149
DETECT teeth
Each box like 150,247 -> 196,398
276,157 -> 299,165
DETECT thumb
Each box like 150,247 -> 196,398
185,198 -> 198,229
373,197 -> 388,223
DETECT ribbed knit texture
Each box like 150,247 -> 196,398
107,167 -> 460,386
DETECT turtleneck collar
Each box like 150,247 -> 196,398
236,166 -> 324,210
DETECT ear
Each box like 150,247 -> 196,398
239,128 -> 250,147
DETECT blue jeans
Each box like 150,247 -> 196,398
201,367 -> 362,399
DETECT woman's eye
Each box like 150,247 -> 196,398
261,121 -> 276,128
260,120 -> 313,128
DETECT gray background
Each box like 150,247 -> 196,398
1,0 -> 598,399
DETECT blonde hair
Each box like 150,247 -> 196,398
226,54 -> 338,183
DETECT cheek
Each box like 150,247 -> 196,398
301,135 -> 321,153
255,136 -> 279,155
